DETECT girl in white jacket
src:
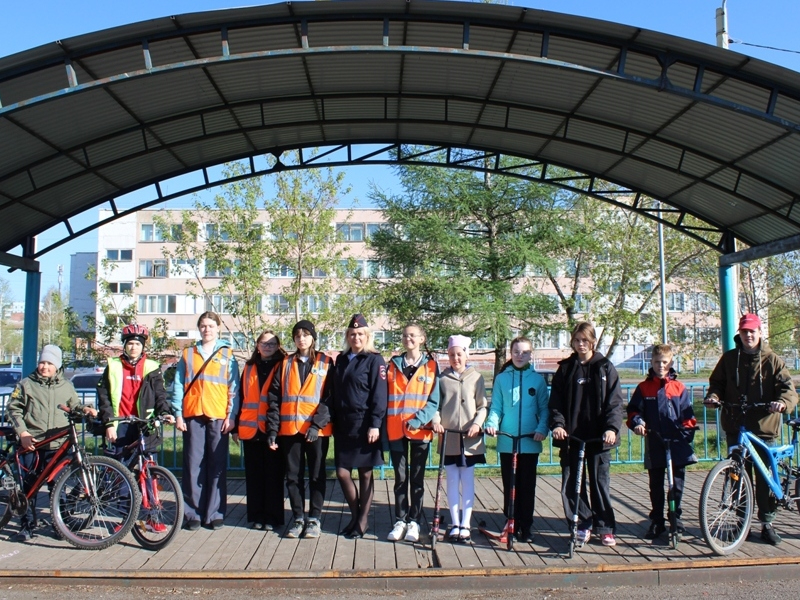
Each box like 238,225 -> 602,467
433,335 -> 487,542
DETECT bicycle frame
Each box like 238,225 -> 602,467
728,426 -> 795,501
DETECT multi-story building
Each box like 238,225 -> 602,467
91,208 -> 723,367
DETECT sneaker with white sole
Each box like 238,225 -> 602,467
576,528 -> 591,545
387,520 -> 408,541
601,533 -> 616,547
404,521 -> 420,543
286,519 -> 305,538
304,519 -> 321,538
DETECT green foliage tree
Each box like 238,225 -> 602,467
367,148 -> 558,375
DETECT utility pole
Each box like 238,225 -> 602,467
58,264 -> 63,298
716,1 -> 730,49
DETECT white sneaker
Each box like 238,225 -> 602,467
387,520 -> 408,541
404,521 -> 420,543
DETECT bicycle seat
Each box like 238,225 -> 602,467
770,444 -> 795,461
787,417 -> 800,431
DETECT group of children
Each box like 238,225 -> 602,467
6,316 -> 697,548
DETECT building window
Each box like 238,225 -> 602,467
137,295 -> 177,314
139,259 -> 168,278
106,249 -> 133,262
574,294 -> 590,313
205,224 -> 230,242
693,292 -> 719,313
219,332 -> 248,350
372,331 -> 396,351
141,223 -> 182,242
667,292 -> 685,312
533,329 -> 562,349
336,223 -> 364,242
269,264 -> 295,278
267,295 -> 291,313
108,282 -> 133,294
367,260 -> 393,279
205,259 -> 232,278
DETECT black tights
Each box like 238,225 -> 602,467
336,466 -> 374,533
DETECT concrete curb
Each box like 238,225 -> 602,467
2,555 -> 800,590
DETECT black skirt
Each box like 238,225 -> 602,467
334,434 -> 384,470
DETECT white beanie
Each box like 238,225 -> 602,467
448,335 -> 471,352
39,345 -> 63,370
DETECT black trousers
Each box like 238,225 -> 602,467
499,452 -> 539,536
647,465 -> 686,525
280,433 -> 329,520
242,437 -> 286,526
559,446 -> 616,535
726,433 -> 778,523
390,439 -> 430,523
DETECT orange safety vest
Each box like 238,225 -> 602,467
237,362 -> 277,440
387,358 -> 437,442
182,346 -> 234,420
278,353 -> 333,437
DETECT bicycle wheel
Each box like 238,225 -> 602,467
794,473 -> 800,514
699,457 -> 753,556
0,491 -> 13,532
131,464 -> 183,551
51,456 -> 141,550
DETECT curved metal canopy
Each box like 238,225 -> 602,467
3,0 -> 800,262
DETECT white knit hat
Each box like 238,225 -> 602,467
447,335 -> 471,352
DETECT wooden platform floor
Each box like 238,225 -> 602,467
1,471 -> 799,574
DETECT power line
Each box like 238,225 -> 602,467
729,38 -> 800,55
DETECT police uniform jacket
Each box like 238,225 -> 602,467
331,350 -> 388,437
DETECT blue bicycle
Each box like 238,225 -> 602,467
699,399 -> 800,555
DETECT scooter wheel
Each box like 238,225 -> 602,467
568,539 -> 575,558
670,531 -> 679,550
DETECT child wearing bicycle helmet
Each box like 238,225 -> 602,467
485,336 -> 550,543
98,323 -> 174,456
627,344 -> 697,541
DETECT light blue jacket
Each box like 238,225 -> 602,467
485,364 -> 550,454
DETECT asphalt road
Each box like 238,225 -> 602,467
1,580 -> 800,600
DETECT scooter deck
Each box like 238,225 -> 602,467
478,520 -> 511,544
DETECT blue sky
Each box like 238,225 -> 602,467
3,0 -> 800,299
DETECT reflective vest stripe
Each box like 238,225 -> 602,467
106,357 -> 160,418
278,353 -> 332,437
386,359 -> 437,442
183,346 -> 233,419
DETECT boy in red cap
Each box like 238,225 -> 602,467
704,313 -> 798,544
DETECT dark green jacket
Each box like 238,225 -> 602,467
7,369 -> 82,448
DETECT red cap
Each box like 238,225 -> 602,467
738,313 -> 762,331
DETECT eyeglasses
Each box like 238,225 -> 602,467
511,350 -> 531,357
258,341 -> 278,348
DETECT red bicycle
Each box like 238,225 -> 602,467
0,405 -> 140,550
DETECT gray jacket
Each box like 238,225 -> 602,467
435,366 -> 488,456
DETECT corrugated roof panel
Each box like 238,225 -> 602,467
75,44 -> 147,81
204,58 -> 311,103
697,69 -> 727,95
262,99 -> 321,126
681,152 -> 722,181
474,103 -> 507,129
146,36 -> 199,68
32,175 -> 119,214
738,135 -> 800,193
622,49 -> 663,81
0,119 -> 53,175
705,167 -> 739,192
305,54 -> 405,95
171,135 -> 253,166
712,77 -> 773,114
547,35 -> 620,72
397,97 -> 446,122
0,172 -> 33,199
231,105 -> 262,129
12,88 -> 137,150
399,54 -> 498,98
0,64 -> 68,107
507,30 -> 544,58
86,130 -> 148,168
228,23 -> 300,54
324,97 -> 386,122
97,150 -> 185,189
469,25 -> 516,54
29,152 -> 86,190
673,184 -> 762,225
507,108 -> 563,138
0,207 -> 49,238
492,63 -> 598,110
203,109 -> 240,136
737,214 -> 800,245
147,116 -> 205,147
535,140 -> 622,177
109,69 -> 223,122
404,21 -> 463,50
773,92 -> 800,125
565,120 -> 627,154
736,174 -> 793,211
309,19 -> 385,47
633,139 -> 683,171
177,31 -> 228,61
605,160 -> 691,199
397,122 -> 471,146
666,61 -> 699,91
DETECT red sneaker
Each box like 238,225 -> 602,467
144,517 -> 168,534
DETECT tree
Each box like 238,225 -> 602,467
367,148 -> 559,375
